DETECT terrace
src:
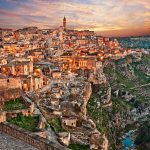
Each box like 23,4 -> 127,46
7,113 -> 39,132
4,98 -> 27,111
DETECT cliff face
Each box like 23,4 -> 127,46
81,82 -> 110,150
84,82 -> 92,101
95,61 -> 107,84
81,82 -> 92,119
87,53 -> 150,149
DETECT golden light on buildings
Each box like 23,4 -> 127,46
23,83 -> 28,87
100,56 -> 104,61
114,50 -> 118,54
2,68 -> 6,71
23,83 -> 28,91
69,59 -> 73,63
81,55 -> 85,57
34,68 -> 42,76
35,69 -> 41,72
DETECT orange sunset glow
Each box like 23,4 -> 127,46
0,0 -> 150,36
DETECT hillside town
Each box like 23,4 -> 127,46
0,17 -> 149,150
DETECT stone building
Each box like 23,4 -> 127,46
0,58 -> 7,65
21,75 -> 44,91
1,61 -> 33,76
0,74 -> 8,89
62,117 -> 77,127
0,74 -> 22,90
52,71 -> 61,79
34,76 -> 44,90
7,76 -> 22,89
0,58 -> 47,92
0,112 -> 6,123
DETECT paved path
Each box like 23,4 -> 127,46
0,132 -> 37,150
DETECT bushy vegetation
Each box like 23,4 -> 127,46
4,98 -> 27,111
112,97 -> 133,113
142,54 -> 150,66
48,117 -> 64,132
131,62 -> 150,84
7,113 -> 39,132
115,71 -> 135,89
68,144 -> 89,150
87,88 -> 118,149
136,120 -> 150,150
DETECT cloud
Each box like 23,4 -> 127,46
0,0 -> 149,36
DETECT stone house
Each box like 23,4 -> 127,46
34,76 -> 43,90
1,61 -> 33,76
0,74 -> 22,90
62,117 -> 77,127
0,74 -> 8,89
21,75 -> 33,91
1,64 -> 15,75
7,76 -> 22,89
21,75 -> 44,91
0,58 -> 7,65
15,61 -> 33,76
51,87 -> 63,95
50,98 -> 60,106
52,71 -> 61,79
31,51 -> 45,62
76,39 -> 89,45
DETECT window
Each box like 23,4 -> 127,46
7,79 -> 9,83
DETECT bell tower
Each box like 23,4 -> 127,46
63,16 -> 66,30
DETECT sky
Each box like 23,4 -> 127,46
0,0 -> 150,37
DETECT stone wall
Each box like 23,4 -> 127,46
0,89 -> 22,109
0,94 -> 35,122
0,78 -> 8,89
0,88 -> 22,101
7,77 -> 22,89
0,77 -> 22,90
0,104 -> 34,123
0,122 -> 70,150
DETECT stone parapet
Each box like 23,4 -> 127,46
0,122 -> 70,150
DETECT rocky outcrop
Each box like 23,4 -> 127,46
94,61 -> 107,84
84,82 -> 92,101
81,82 -> 92,119
89,129 -> 108,150
101,85 -> 112,107
70,132 -> 89,145
58,132 -> 70,146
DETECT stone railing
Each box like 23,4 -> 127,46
0,122 -> 70,150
